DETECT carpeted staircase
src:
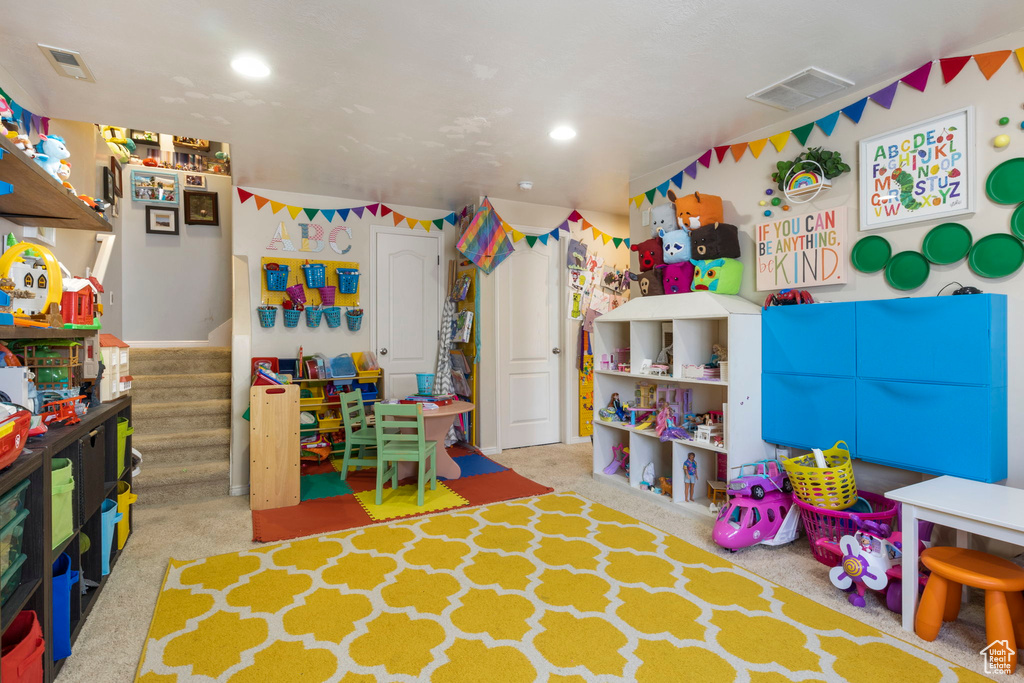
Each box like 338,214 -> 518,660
130,347 -> 231,506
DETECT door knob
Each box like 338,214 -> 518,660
552,347 -> 561,354
379,348 -> 388,356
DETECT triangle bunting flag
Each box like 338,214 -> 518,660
446,212 -> 457,224
352,206 -> 365,218
624,239 -> 630,248
254,195 -> 270,210
567,210 -> 583,222
592,228 -> 601,240
1016,47 -> 1024,71
433,219 -> 445,230
392,212 -> 404,226
601,233 -> 612,245
612,237 -> 623,248
697,149 -> 713,168
558,220 -> 570,231
538,234 -> 548,246
974,50 -> 1012,80
900,62 -> 932,92
269,201 -> 286,214
237,188 -> 254,203
644,189 -> 656,205
815,111 -> 841,137
670,171 -> 684,188
656,180 -> 670,197
714,145 -> 730,163
303,208 -> 319,220
548,228 -> 560,241
841,98 -> 868,124
791,123 -> 814,146
380,205 -> 392,217
939,55 -> 972,83
748,138 -> 768,159
768,131 -> 791,152
511,229 -> 524,242
525,235 -> 538,247
581,219 -> 592,230
339,208 -> 351,221
632,195 -> 644,208
869,81 -> 899,109
320,209 -> 335,222
684,161 -> 699,179
730,143 -> 747,161
286,205 -> 303,220
366,203 -> 380,216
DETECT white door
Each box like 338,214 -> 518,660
373,228 -> 441,399
497,235 -> 561,448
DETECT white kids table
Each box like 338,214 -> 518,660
886,476 -> 1024,631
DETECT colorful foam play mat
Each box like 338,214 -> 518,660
139,493 -> 986,682
251,446 -> 552,542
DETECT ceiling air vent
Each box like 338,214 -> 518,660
747,67 -> 852,111
38,45 -> 95,82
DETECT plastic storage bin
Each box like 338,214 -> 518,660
117,418 -> 133,476
345,309 -> 363,331
795,490 -> 899,567
116,481 -> 137,550
282,308 -> 301,328
257,306 -> 277,328
336,268 -> 360,294
264,264 -> 290,291
0,478 -> 29,529
318,286 -> 335,306
416,373 -> 435,395
51,458 -> 74,550
0,509 -> 28,575
305,306 -> 323,328
0,552 -> 26,607
0,610 -> 44,683
100,499 -> 122,576
781,440 -> 857,510
51,553 -> 78,661
329,354 -> 357,379
324,307 -> 342,328
302,263 -> 326,288
353,381 -> 378,402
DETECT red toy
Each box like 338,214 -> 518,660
0,407 -> 31,469
40,396 -> 85,426
764,288 -> 815,310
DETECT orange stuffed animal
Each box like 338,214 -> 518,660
667,190 -> 724,230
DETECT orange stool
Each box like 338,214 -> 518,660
915,546 -> 1024,674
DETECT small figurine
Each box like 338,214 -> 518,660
598,393 -> 626,422
33,134 -> 71,181
683,452 -> 698,502
657,476 -> 673,497
710,343 -> 727,368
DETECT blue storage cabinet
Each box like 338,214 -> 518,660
762,294 -> 1007,482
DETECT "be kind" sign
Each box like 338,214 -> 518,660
756,207 -> 846,291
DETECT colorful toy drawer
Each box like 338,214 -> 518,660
352,352 -> 380,379
762,374 -> 856,453
0,509 -> 28,576
264,265 -> 290,291
353,381 -> 378,402
336,268 -> 360,294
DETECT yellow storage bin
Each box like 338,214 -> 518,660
116,481 -> 137,549
781,440 -> 857,511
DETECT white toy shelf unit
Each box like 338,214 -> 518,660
591,292 -> 771,517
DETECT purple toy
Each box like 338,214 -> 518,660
713,490 -> 795,552
659,261 -> 694,294
727,458 -> 792,499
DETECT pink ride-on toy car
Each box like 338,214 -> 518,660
727,459 -> 792,500
712,490 -> 795,552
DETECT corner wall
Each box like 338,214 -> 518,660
628,30 -> 1024,489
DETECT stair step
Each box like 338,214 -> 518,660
132,399 -> 230,434
133,372 -> 231,388
134,462 -> 228,507
132,383 -> 230,404
131,349 -> 231,376
133,428 -> 230,465
133,347 -> 231,359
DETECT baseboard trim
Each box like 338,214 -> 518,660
126,340 -> 211,348
230,484 -> 249,497
567,435 -> 592,445
479,446 -> 501,456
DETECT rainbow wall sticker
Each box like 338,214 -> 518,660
786,170 -> 831,198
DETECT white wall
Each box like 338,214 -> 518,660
119,167 -> 232,343
629,30 -> 1024,490
228,185 -> 462,493
478,196 -> 629,453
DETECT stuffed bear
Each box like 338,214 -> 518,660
661,261 -> 695,295
636,270 -> 664,296
690,258 -> 743,295
667,190 -> 724,230
630,237 -> 664,272
658,227 -> 692,264
689,222 -> 740,260
650,203 -> 677,239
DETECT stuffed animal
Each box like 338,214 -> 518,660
661,261 -> 695,294
630,237 -> 664,272
690,222 -> 741,260
637,270 -> 664,296
13,134 -> 35,158
650,203 -> 677,238
101,126 -> 136,164
691,258 -> 743,295
667,190 -> 724,229
658,227 -> 692,264
33,134 -> 71,181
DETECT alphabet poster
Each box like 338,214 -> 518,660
858,107 -> 974,230
755,207 -> 846,291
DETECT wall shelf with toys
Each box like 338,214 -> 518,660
0,134 -> 112,233
591,293 -> 770,518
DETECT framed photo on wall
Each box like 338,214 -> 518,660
102,168 -> 116,204
184,174 -> 206,189
858,106 -> 975,231
109,156 -> 123,197
173,136 -> 210,151
130,170 -> 178,205
128,129 -> 160,145
146,206 -> 179,235
184,190 -> 219,225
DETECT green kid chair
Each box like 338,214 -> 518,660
337,389 -> 378,480
374,403 -> 437,506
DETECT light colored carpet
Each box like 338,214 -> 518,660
56,443 -> 1003,682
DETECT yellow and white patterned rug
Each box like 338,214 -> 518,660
137,492 -> 984,682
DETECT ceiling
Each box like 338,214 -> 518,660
1,1 -> 1021,214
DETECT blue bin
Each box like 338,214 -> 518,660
51,553 -> 79,661
336,268 -> 360,294
265,265 -> 290,291
100,499 -> 122,577
302,263 -> 326,288
282,309 -> 301,328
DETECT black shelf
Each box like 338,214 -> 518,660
52,530 -> 76,562
0,579 -> 40,633
0,447 -> 43,498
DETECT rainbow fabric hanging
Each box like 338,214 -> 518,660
455,200 -> 515,274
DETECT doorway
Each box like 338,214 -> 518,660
495,234 -> 561,449
371,227 -> 442,399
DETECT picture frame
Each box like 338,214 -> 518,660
184,174 -> 206,189
173,136 -> 210,151
109,156 -> 122,197
858,106 -> 975,231
145,206 -> 179,235
128,129 -> 160,145
130,170 -> 178,205
102,167 -> 116,204
184,190 -> 219,225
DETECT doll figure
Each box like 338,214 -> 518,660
710,343 -> 728,368
683,452 -> 698,502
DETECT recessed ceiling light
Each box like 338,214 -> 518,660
549,126 -> 576,141
231,53 -> 271,79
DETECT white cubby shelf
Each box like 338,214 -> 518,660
591,292 -> 771,519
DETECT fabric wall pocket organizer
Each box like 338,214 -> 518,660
968,233 -> 1024,278
921,223 -> 972,264
985,158 -> 1024,204
850,235 -> 892,273
885,251 -> 930,290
